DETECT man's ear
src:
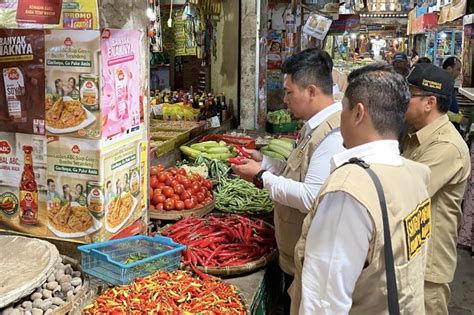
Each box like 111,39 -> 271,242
307,84 -> 321,97
425,96 -> 437,112
354,102 -> 366,125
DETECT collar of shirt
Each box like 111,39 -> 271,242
332,84 -> 340,95
330,140 -> 402,171
408,115 -> 449,145
304,101 -> 342,137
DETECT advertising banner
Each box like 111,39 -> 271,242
0,30 -> 45,135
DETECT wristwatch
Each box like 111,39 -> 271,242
253,170 -> 266,189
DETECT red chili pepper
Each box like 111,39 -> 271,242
232,145 -> 250,158
227,157 -> 243,165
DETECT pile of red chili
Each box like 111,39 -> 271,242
82,270 -> 245,314
161,214 -> 276,268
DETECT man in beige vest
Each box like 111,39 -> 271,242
233,48 -> 345,313
402,63 -> 471,315
290,64 -> 432,314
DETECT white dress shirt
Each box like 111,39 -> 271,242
261,102 -> 345,213
300,140 -> 403,315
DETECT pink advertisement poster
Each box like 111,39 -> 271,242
100,29 -> 141,139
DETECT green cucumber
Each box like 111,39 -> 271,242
180,146 -> 202,159
206,147 -> 231,154
206,153 -> 234,161
279,138 -> 296,145
269,139 -> 294,151
190,141 -> 219,149
268,143 -> 291,159
262,149 -> 286,161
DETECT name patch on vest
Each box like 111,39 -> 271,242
404,198 -> 431,260
297,134 -> 312,159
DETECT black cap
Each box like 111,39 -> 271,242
407,63 -> 454,97
393,53 -> 408,62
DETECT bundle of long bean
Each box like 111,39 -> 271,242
214,176 -> 273,213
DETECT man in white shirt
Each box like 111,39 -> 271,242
290,64 -> 432,314
232,48 -> 345,313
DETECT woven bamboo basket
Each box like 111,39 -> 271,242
161,213 -> 278,276
148,200 -> 214,220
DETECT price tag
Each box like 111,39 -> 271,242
209,116 -> 221,128
151,104 -> 163,117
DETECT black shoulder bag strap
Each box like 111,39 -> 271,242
344,157 -> 400,315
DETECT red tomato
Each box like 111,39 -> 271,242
190,196 -> 198,206
150,166 -> 159,176
149,204 -> 155,210
157,173 -> 167,183
152,194 -> 164,205
176,175 -> 186,184
196,192 -> 205,203
204,197 -> 213,204
175,200 -> 185,210
150,176 -> 158,189
165,177 -> 172,186
180,191 -> 192,201
155,203 -> 164,210
206,190 -> 213,198
157,182 -> 165,189
153,188 -> 162,196
162,187 -> 174,198
174,184 -> 184,195
200,187 -> 208,195
184,199 -> 194,209
203,180 -> 213,190
170,180 -> 179,188
185,188 -> 194,196
177,168 -> 187,176
171,194 -> 181,201
168,167 -> 178,176
182,178 -> 192,189
164,198 -> 175,210
192,182 -> 201,194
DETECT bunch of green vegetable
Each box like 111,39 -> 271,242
195,155 -> 230,180
260,138 -> 295,161
267,109 -> 292,124
215,176 -> 273,214
180,141 -> 238,162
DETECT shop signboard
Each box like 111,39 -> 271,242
0,29 -> 45,135
411,13 -> 438,34
0,0 -> 99,30
328,14 -> 360,35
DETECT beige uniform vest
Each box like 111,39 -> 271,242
274,111 -> 341,275
290,159 -> 431,314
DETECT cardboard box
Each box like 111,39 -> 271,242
0,29 -> 45,135
46,136 -> 148,243
0,132 -> 48,235
44,29 -> 144,143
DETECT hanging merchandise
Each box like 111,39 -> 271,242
303,12 -> 332,41
283,3 -> 302,33
148,0 -> 163,53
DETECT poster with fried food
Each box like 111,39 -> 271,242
45,30 -> 101,139
0,29 -> 45,135
45,136 -> 146,243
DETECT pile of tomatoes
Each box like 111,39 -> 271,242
149,164 -> 214,211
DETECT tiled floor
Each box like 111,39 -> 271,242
449,248 -> 474,315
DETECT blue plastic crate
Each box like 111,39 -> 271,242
78,235 -> 186,285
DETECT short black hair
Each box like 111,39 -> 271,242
47,179 -> 54,186
417,57 -> 431,64
442,56 -> 460,69
281,48 -> 334,95
345,63 -> 410,137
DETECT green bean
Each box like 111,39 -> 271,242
215,177 -> 273,214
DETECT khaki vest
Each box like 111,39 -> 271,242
274,111 -> 341,275
290,159 -> 431,314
